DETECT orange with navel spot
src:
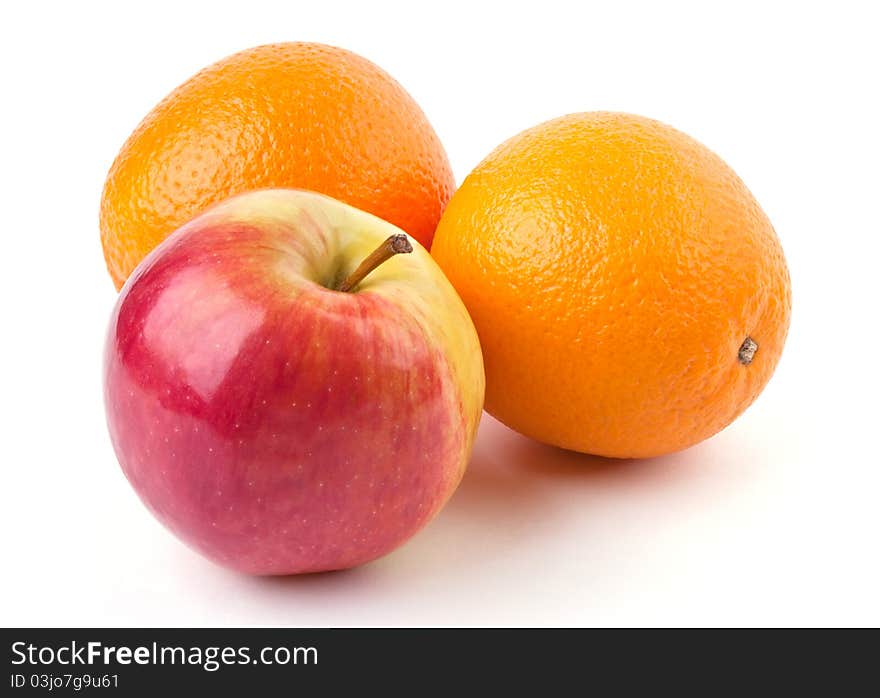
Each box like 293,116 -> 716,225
101,42 -> 454,290
432,112 -> 791,458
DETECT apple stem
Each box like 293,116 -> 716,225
335,234 -> 413,292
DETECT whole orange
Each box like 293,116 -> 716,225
432,112 -> 791,458
100,42 -> 454,289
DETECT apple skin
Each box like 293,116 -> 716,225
104,189 -> 484,575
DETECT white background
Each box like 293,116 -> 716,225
2,1 -> 878,627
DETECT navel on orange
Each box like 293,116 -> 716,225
432,112 -> 791,458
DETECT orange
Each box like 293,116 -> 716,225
432,112 -> 791,458
100,42 -> 455,289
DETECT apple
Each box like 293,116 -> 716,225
104,189 -> 485,575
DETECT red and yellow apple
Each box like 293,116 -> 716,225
104,189 -> 484,574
